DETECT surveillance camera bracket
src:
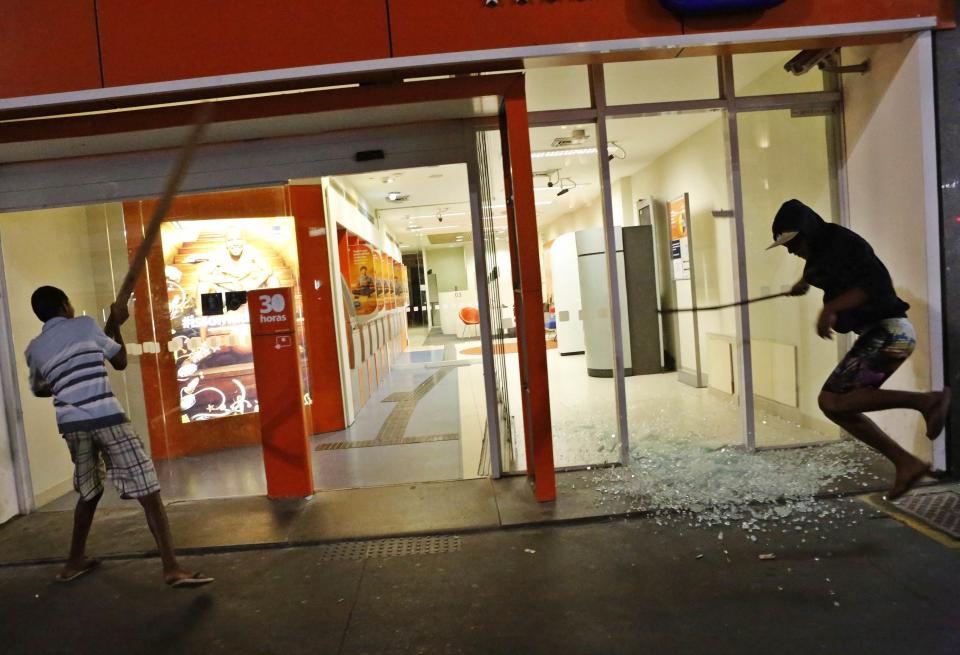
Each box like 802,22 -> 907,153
818,60 -> 870,75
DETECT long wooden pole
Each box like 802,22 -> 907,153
115,103 -> 214,310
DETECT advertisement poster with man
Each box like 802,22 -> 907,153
348,238 -> 377,315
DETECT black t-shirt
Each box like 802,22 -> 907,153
803,224 -> 909,334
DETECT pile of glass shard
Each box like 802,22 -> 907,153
593,434 -> 878,534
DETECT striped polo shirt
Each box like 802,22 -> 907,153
25,316 -> 128,434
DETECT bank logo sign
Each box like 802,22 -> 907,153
259,293 -> 288,323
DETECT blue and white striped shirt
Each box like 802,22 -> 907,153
25,316 -> 127,434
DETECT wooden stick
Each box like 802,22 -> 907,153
658,291 -> 790,314
114,103 -> 215,310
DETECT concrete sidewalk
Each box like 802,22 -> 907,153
1,496 -> 958,655
0,453 -> 897,566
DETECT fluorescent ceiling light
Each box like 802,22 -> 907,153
408,211 -> 467,220
408,225 -> 463,232
531,147 -> 598,159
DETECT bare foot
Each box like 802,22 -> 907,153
923,388 -> 951,439
887,458 -> 930,501
56,557 -> 101,582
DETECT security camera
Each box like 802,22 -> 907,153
484,0 -> 499,6
783,49 -> 836,76
438,216 -> 443,223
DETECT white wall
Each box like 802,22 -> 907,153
843,35 -> 935,459
0,208 -> 100,504
738,109 -> 839,432
629,118 -> 736,375
428,247 -> 468,292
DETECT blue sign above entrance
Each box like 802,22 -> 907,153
659,0 -> 785,15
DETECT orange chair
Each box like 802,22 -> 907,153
458,307 -> 481,338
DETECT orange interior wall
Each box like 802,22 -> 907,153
287,185 -> 346,434
94,0 -> 390,87
0,0 -> 101,98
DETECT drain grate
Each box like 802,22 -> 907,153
313,535 -> 461,562
894,491 -> 960,538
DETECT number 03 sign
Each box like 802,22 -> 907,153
250,288 -> 294,335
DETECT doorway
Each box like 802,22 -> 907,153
303,163 -> 495,490
0,76 -> 556,512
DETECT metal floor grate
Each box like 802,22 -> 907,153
894,491 -> 960,538
313,535 -> 462,562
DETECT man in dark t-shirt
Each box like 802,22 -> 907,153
769,200 -> 950,500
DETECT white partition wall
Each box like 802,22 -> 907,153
550,233 -> 585,355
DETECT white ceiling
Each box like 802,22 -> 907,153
338,163 -> 485,252
333,52 -> 797,249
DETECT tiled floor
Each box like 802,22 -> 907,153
40,325 -> 848,510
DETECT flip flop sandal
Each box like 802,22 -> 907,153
55,559 -> 101,583
168,572 -> 215,588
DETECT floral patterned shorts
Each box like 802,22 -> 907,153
822,318 -> 916,394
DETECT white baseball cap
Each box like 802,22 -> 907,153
766,230 -> 800,250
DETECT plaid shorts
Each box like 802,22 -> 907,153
822,318 -> 916,394
63,423 -> 160,501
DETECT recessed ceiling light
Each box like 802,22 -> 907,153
382,176 -> 396,184
386,191 -> 408,202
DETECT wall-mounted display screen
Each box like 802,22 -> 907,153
161,218 -> 298,423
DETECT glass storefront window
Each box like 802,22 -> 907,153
529,123 -> 620,468
734,51 -> 827,96
525,65 -> 592,111
604,56 -> 719,105
737,109 -> 842,447
606,112 -> 743,450
0,203 -> 155,508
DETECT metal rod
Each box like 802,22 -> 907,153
658,291 -> 790,314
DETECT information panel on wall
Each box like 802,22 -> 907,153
669,195 -> 691,281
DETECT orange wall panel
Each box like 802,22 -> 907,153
288,185 -> 347,435
683,0 -> 945,33
388,0 -> 682,57
0,0 -> 101,99
95,0 -> 391,87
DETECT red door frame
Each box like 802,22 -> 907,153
499,77 -> 556,502
26,74 -> 557,501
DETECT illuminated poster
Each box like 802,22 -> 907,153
162,218 -> 298,423
668,195 -> 691,281
374,250 -> 384,311
348,238 -> 377,315
394,261 -> 404,307
380,252 -> 395,309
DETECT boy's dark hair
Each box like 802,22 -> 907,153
31,286 -> 69,322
